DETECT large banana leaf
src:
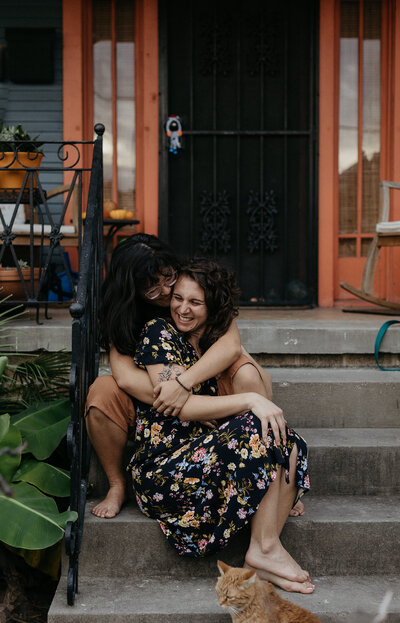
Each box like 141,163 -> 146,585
0,417 -> 22,482
11,398 -> 70,460
0,482 -> 77,549
12,458 -> 70,497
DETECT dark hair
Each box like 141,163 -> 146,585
99,233 -> 179,355
178,258 -> 241,353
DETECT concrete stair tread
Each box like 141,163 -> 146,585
49,574 -> 400,622
237,308 -> 400,355
85,494 -> 400,525
265,370 -> 400,428
10,307 -> 400,355
89,427 -> 400,507
271,367 -> 400,382
80,495 -> 400,577
298,427 -> 400,447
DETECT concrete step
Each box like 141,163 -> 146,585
95,366 -> 400,428
49,573 -> 400,623
301,428 -> 400,496
271,368 -> 400,428
8,307 -> 400,370
80,495 -> 400,578
88,428 -> 400,497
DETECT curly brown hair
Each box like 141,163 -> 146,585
178,258 -> 241,353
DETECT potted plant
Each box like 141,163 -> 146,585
0,259 -> 40,300
0,124 -> 43,191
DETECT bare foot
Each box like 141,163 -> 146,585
245,563 -> 315,594
245,540 -> 309,584
91,483 -> 126,518
289,499 -> 305,517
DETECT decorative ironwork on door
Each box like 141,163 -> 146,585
159,0 -> 318,305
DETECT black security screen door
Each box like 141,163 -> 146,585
159,0 -> 318,305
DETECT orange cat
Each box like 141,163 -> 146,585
216,561 -> 322,623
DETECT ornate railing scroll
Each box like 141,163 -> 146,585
66,124 -> 104,606
0,134 -> 95,322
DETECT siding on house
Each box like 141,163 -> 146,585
0,0 -> 63,218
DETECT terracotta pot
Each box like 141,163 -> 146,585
0,267 -> 40,300
0,152 -> 43,189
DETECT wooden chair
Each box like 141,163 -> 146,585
0,183 -> 80,247
340,180 -> 400,310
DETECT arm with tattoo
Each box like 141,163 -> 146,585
157,364 -> 184,383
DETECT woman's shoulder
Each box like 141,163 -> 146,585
142,316 -> 176,334
135,316 -> 187,366
139,317 -> 179,344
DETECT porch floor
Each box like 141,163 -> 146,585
4,304 -> 400,360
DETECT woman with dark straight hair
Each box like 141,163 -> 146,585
98,233 -> 180,357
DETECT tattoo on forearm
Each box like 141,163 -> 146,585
157,365 -> 182,383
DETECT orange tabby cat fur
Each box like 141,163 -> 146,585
216,561 -> 322,623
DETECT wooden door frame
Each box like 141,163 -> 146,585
62,0 -> 159,236
318,0 -> 339,307
135,0 -> 159,235
318,0 -> 400,306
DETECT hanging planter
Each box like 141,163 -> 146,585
0,125 -> 44,192
0,152 -> 43,190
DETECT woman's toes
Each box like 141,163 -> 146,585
290,500 -> 305,517
285,579 -> 315,594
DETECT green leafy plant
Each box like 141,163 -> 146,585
0,295 -> 77,553
0,259 -> 29,271
0,406 -> 76,550
0,124 -> 43,154
0,300 -> 70,412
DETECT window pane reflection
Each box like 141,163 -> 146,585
339,238 -> 357,257
93,1 -> 113,200
116,0 -> 135,212
338,2 -> 359,234
362,0 -> 381,233
93,0 -> 135,209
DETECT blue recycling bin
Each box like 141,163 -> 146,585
48,252 -> 79,302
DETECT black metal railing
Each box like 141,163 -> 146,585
65,124 -> 104,605
0,132 -> 98,321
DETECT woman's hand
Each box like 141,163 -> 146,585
248,393 -> 287,446
153,379 -> 191,416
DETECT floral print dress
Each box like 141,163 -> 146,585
128,317 -> 310,557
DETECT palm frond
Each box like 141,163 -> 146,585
8,351 -> 70,404
0,293 -> 70,406
0,396 -> 28,415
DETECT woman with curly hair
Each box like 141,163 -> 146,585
86,234 -> 271,519
128,258 -> 313,594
